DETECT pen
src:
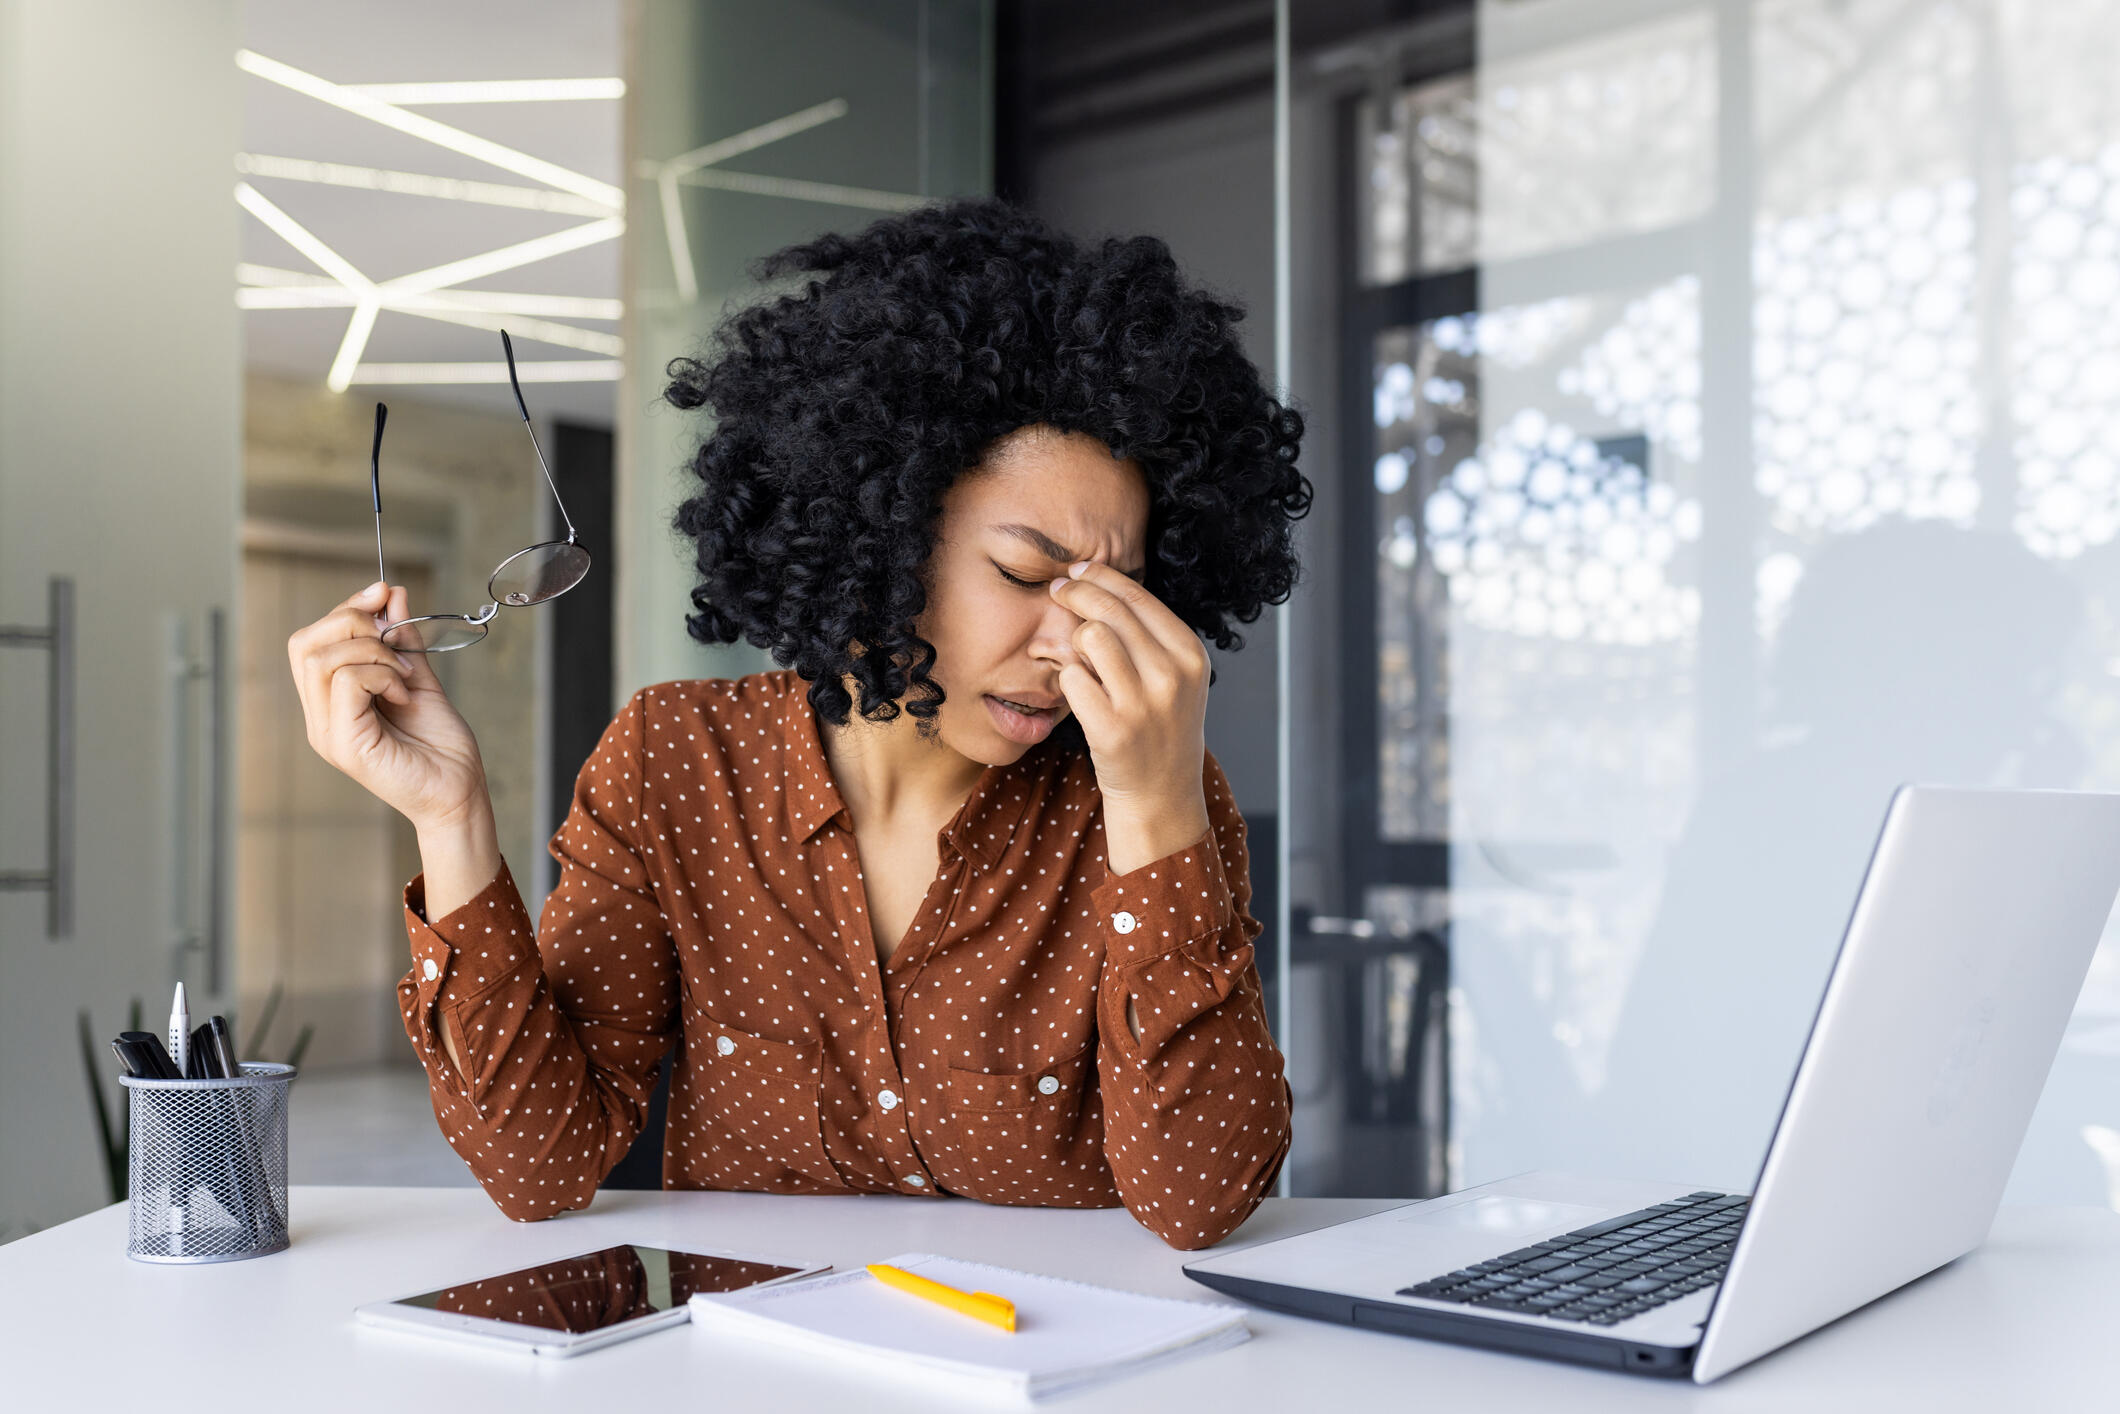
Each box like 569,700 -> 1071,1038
866,1263 -> 1017,1332
168,981 -> 190,1078
188,1023 -> 219,1079
206,1014 -> 283,1240
206,1015 -> 241,1080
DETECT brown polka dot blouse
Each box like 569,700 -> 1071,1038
397,669 -> 1292,1250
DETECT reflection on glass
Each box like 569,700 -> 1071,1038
1361,74 -> 1478,284
1314,0 -> 2120,1204
401,1244 -> 802,1332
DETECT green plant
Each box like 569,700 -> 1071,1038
80,981 -> 315,1203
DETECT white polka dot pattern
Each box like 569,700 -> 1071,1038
393,669 -> 1292,1249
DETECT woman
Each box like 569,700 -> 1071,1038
288,197 -> 1311,1250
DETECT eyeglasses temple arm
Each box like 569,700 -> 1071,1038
501,329 -> 579,542
370,402 -> 389,588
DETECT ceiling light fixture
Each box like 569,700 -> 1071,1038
390,305 -> 621,356
234,51 -> 627,388
339,77 -> 625,104
236,282 -> 619,354
643,98 -> 849,303
350,360 -> 620,385
233,181 -> 370,294
328,297 -> 382,393
675,167 -> 928,213
235,182 -> 622,389
237,267 -> 621,321
380,217 -> 624,296
235,153 -> 612,217
235,50 -> 623,212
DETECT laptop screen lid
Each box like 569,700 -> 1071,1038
1692,786 -> 2120,1383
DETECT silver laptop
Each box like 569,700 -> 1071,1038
1186,786 -> 2120,1382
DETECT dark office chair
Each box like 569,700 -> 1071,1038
1293,906 -> 1452,1198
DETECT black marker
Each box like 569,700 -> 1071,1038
115,1031 -> 180,1079
207,1015 -> 241,1080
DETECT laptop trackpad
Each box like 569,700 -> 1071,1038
1397,1195 -> 1608,1238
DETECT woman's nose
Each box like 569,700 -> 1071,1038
1029,589 -> 1085,661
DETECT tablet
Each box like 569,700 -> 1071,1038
353,1242 -> 831,1358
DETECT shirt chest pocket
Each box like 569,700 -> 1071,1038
695,1017 -> 842,1192
943,1042 -> 1095,1148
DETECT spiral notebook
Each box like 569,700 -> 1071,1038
686,1251 -> 1250,1400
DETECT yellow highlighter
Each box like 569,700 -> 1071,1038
867,1262 -> 1017,1332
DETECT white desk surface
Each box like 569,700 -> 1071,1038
5,1187 -> 2118,1411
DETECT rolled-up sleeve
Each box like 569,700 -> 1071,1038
1092,751 -> 1292,1249
395,687 -> 679,1221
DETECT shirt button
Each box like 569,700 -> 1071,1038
1036,1075 -> 1060,1096
878,1089 -> 899,1111
716,1035 -> 736,1056
422,958 -> 440,982
1112,910 -> 1138,934
904,1174 -> 927,1188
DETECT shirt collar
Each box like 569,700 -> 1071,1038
779,677 -> 848,843
778,674 -> 1044,872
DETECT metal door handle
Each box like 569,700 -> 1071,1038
0,576 -> 75,937
168,606 -> 228,989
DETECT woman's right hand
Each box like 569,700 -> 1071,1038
287,580 -> 490,830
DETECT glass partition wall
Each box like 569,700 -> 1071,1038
622,0 -> 992,699
1279,0 -> 2120,1206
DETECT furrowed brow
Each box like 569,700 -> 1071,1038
992,523 -> 1146,581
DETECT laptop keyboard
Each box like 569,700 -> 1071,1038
1396,1191 -> 1749,1327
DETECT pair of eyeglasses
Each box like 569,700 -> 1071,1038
371,330 -> 591,653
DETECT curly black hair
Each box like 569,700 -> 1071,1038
664,196 -> 1311,757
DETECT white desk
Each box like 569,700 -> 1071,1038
4,1187 -> 2118,1410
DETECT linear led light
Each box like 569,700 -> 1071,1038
234,182 -> 372,294
339,78 -> 624,104
327,298 -> 382,393
236,153 -> 611,218
655,98 -> 849,178
236,285 -> 620,355
641,98 -> 850,303
657,170 -> 694,305
678,167 -> 927,213
350,360 -> 620,385
235,50 -> 623,212
235,185 -> 622,388
380,216 -> 624,296
387,289 -> 622,320
237,272 -> 622,322
395,305 -> 622,356
235,183 -> 380,391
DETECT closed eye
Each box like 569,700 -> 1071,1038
994,563 -> 1047,589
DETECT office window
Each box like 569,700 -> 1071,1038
1287,0 -> 2120,1205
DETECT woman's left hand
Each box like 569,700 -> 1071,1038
1049,561 -> 1212,875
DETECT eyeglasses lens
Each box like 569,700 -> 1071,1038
382,616 -> 487,653
490,542 -> 591,607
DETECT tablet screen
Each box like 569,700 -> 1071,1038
389,1244 -> 805,1334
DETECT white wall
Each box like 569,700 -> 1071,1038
0,0 -> 242,1238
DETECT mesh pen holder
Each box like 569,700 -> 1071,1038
119,1062 -> 296,1263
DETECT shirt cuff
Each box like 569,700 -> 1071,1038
1093,826 -> 1250,1058
1093,823 -> 1235,962
398,859 -> 534,1100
